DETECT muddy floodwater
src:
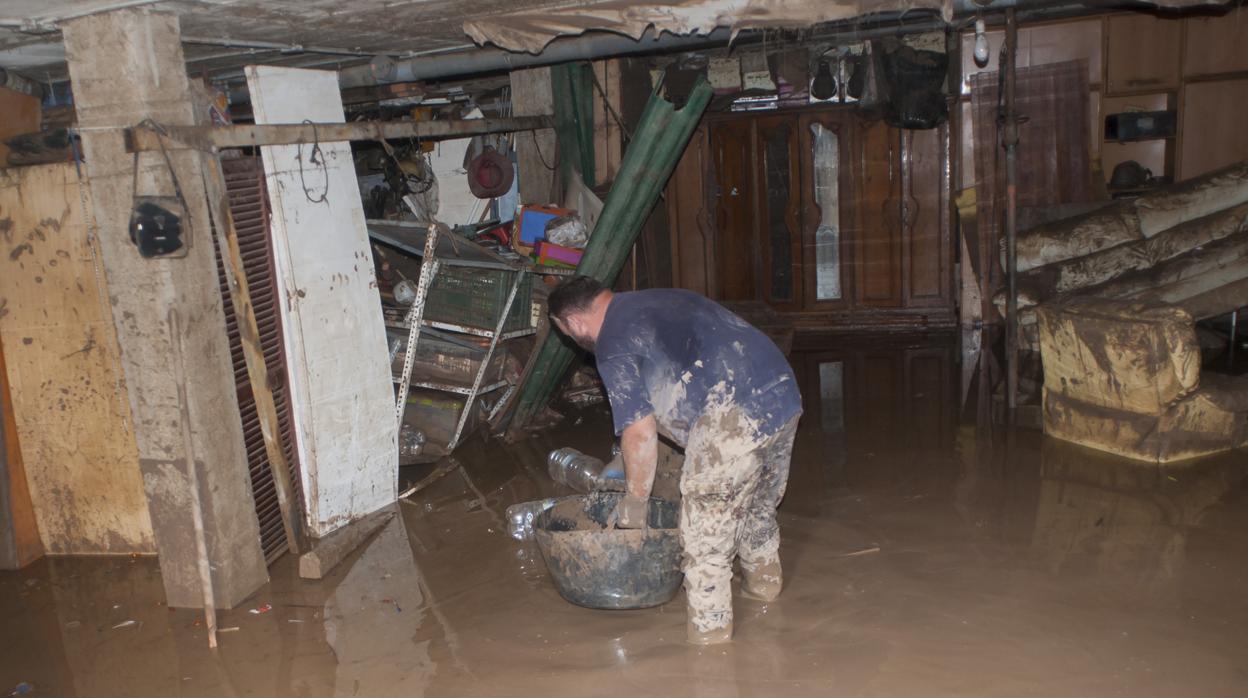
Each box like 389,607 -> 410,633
3,332 -> 1247,696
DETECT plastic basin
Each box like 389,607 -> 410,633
533,492 -> 683,610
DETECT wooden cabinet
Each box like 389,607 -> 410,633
1106,14 -> 1181,94
1180,79 -> 1248,179
1100,93 -> 1174,181
903,127 -> 952,307
1183,7 -> 1248,77
851,117 -> 904,307
755,114 -> 804,310
708,118 -> 758,301
666,126 -> 714,297
690,107 -> 954,329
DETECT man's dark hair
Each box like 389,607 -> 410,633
548,275 -> 607,321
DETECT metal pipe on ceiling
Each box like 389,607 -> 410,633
182,36 -> 376,58
336,27 -> 739,89
212,0 -> 1172,102
185,48 -> 284,65
330,0 -> 1104,91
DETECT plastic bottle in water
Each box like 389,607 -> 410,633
506,498 -> 558,540
399,425 -> 426,459
547,447 -> 626,492
547,447 -> 608,492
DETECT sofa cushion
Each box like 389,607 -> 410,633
1036,298 -> 1200,415
1199,372 -> 1248,414
1043,387 -> 1247,463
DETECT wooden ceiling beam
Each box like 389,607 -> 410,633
124,114 -> 552,152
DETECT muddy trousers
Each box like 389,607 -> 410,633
679,411 -> 800,633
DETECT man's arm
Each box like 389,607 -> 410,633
616,414 -> 658,528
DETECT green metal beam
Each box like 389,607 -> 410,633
510,76 -> 713,431
550,62 -> 596,190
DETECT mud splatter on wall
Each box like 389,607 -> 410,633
0,163 -> 155,553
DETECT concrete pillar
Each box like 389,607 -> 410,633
62,8 -> 267,608
511,66 -> 559,205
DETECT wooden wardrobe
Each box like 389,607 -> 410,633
666,105 -> 955,329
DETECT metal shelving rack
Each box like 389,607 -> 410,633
372,221 -> 536,454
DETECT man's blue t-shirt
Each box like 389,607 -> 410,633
594,289 -> 801,446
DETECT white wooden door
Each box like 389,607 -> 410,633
247,66 -> 397,537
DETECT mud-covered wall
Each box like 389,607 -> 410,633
0,163 -> 155,553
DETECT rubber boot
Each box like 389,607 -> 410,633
740,560 -> 783,602
687,615 -> 733,645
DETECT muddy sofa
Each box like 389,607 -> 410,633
1036,297 -> 1248,462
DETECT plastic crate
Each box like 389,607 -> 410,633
425,266 -> 532,333
403,389 -> 475,447
388,329 -> 506,387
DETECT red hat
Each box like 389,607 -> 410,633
467,146 -> 514,199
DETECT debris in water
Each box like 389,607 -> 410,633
112,619 -> 139,629
218,627 -> 240,633
64,620 -> 81,629
287,619 -> 304,624
249,603 -> 272,615
381,598 -> 402,613
8,682 -> 34,696
564,385 -> 606,406
838,546 -> 881,558
506,498 -> 558,540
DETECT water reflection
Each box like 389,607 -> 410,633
323,512 -> 433,696
1030,439 -> 1245,592
3,332 -> 1247,696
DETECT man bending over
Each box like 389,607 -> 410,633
547,276 -> 802,645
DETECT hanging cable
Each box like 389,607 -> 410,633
529,129 -> 557,171
296,119 -> 329,204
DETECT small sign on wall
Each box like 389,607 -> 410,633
740,51 -> 776,91
708,57 -> 742,91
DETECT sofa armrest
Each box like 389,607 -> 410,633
1198,372 -> 1248,413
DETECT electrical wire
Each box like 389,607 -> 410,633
296,119 -> 329,204
529,129 -> 557,171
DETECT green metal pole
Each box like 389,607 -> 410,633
509,76 -> 713,431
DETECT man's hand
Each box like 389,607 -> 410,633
615,494 -> 649,529
613,415 -> 658,528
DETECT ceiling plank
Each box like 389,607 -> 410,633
124,114 -> 553,151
